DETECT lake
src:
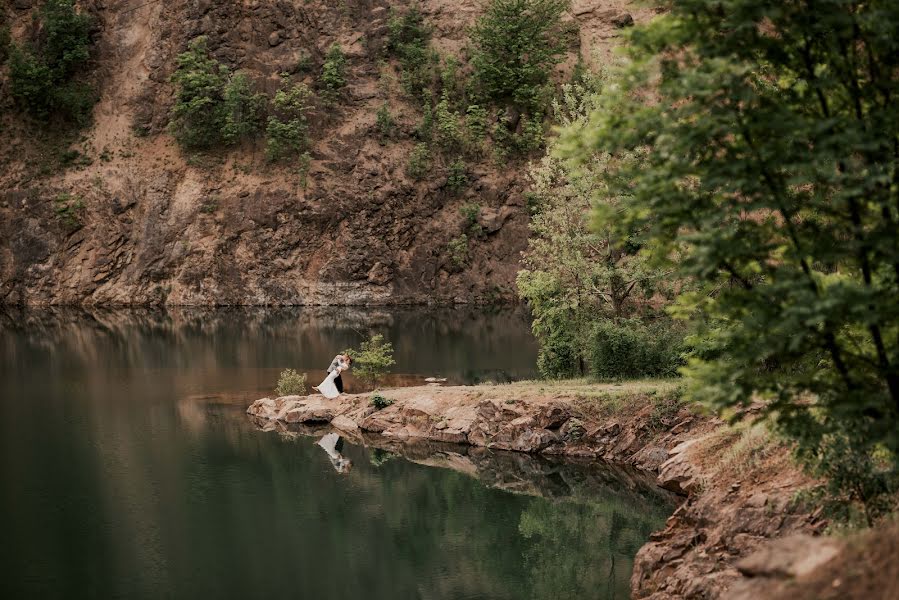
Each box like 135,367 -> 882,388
0,307 -> 673,599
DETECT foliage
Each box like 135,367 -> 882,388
375,102 -> 395,141
386,4 -> 438,99
446,234 -> 469,271
266,81 -> 313,162
469,0 -> 569,114
221,72 -> 266,145
493,110 -> 545,156
446,158 -> 467,193
559,0 -> 899,522
369,393 -> 395,411
169,37 -> 229,149
464,104 -> 489,148
275,368 -> 307,396
0,25 -> 10,65
588,319 -> 684,380
53,192 -> 84,232
434,94 -> 463,153
519,71 -> 677,379
8,0 -> 95,125
320,43 -> 347,100
405,142 -> 431,180
350,334 -> 396,385
459,202 -> 481,236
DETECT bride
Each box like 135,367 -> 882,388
314,365 -> 345,399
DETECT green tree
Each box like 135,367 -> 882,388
350,334 -> 396,386
519,74 -> 673,378
469,0 -> 569,114
266,81 -> 313,162
562,0 -> 899,518
221,72 -> 266,145
320,43 -> 347,100
169,36 -> 229,149
8,0 -> 95,125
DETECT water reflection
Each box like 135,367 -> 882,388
0,305 -> 538,388
0,308 -> 668,599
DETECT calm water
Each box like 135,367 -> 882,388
0,307 -> 673,599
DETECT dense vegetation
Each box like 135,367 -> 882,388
7,0 -> 95,126
530,0 -> 899,524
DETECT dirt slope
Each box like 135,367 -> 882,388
0,0 -> 652,305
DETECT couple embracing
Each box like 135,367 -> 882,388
313,352 -> 352,399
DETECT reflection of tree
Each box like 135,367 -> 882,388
0,305 -> 539,384
518,495 -> 668,600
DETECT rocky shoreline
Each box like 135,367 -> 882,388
247,383 -> 835,599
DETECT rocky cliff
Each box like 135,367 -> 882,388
0,0 -> 651,305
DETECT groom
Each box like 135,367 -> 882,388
326,352 -> 352,394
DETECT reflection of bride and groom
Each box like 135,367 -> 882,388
312,352 -> 352,399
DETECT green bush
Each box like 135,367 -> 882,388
169,37 -> 229,149
375,103 -> 395,141
386,5 -> 437,99
446,234 -> 469,271
469,0 -> 569,113
369,393 -> 395,411
446,158 -> 467,193
459,202 -> 481,235
221,72 -> 266,144
266,82 -> 313,162
406,142 -> 431,180
536,324 -> 581,379
8,0 -> 95,125
320,43 -> 347,100
493,110 -> 546,156
588,319 -> 684,380
464,104 -> 489,147
350,334 -> 396,385
434,94 -> 463,153
0,25 -> 11,65
275,368 -> 307,396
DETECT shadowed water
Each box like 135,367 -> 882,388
0,307 -> 673,599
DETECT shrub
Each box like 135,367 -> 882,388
536,322 -> 581,379
588,319 -> 684,380
8,0 -> 95,125
469,0 -> 569,113
464,104 -> 489,148
375,103 -> 395,141
369,393 -> 395,410
434,94 -> 463,153
266,82 -> 313,162
320,43 -> 347,100
459,202 -> 481,235
275,368 -> 307,396
406,142 -> 431,180
350,334 -> 396,385
0,25 -> 11,64
446,158 -> 467,193
53,192 -> 84,232
221,72 -> 266,145
169,36 -> 229,149
446,234 -> 469,271
416,96 -> 434,141
493,110 -> 545,156
386,5 -> 437,99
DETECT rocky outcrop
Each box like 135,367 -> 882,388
248,383 -> 828,599
246,385 -> 710,467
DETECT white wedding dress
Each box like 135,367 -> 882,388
316,369 -> 341,399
